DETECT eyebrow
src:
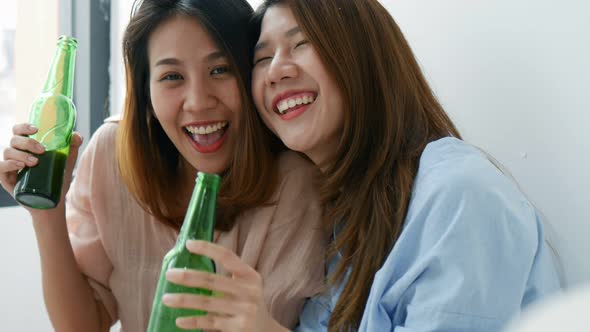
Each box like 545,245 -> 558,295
254,26 -> 302,53
205,51 -> 227,62
154,51 -> 227,67
155,58 -> 182,67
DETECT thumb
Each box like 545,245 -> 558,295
71,132 -> 84,149
64,132 -> 84,185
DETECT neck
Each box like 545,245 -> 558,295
304,137 -> 339,173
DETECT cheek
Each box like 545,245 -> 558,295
149,87 -> 179,131
251,72 -> 265,109
218,80 -> 242,113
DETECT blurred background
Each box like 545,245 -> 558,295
0,0 -> 588,330
0,0 -> 16,157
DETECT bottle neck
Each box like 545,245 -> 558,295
42,36 -> 77,97
177,173 -> 220,244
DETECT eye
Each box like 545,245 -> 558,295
211,65 -> 231,76
295,40 -> 309,49
253,57 -> 272,66
159,73 -> 183,82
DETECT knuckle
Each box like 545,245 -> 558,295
9,136 -> 19,148
177,295 -> 189,307
220,248 -> 233,261
28,139 -> 39,150
203,272 -> 216,287
205,314 -> 219,328
177,269 -> 190,282
200,295 -> 212,307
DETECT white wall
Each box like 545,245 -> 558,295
0,0 -> 57,330
0,207 -> 51,329
381,0 -> 590,286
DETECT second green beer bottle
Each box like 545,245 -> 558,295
14,35 -> 77,209
147,172 -> 220,332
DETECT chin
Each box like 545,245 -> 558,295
198,163 -> 228,175
283,140 -> 311,156
184,156 -> 227,175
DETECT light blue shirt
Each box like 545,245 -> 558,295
296,137 -> 561,332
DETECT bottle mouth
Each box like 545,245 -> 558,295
57,35 -> 78,49
196,172 -> 221,187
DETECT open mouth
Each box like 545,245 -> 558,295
274,93 -> 317,117
183,121 -> 229,153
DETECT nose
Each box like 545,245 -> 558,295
183,76 -> 218,113
265,53 -> 298,87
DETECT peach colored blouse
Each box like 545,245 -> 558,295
66,122 -> 327,332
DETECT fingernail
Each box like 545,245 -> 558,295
176,317 -> 193,327
162,294 -> 173,304
187,239 -> 203,247
28,124 -> 37,131
27,156 -> 37,164
36,144 -> 45,153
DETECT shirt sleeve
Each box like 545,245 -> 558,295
65,124 -> 118,325
294,253 -> 342,332
255,154 -> 329,329
359,166 -> 560,331
295,294 -> 331,332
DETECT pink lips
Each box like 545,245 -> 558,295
279,103 -> 311,120
271,91 -> 317,121
184,120 -> 229,154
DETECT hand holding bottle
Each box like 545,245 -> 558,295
0,123 -> 83,213
161,240 -> 289,332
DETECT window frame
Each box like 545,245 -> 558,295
0,0 -> 111,207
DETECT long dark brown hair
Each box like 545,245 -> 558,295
253,1 -> 461,330
118,0 -> 281,231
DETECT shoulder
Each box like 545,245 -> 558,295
268,151 -> 322,224
85,118 -> 120,151
405,137 -> 538,245
414,137 -> 526,205
77,118 -> 121,174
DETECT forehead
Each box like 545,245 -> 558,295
148,15 -> 219,60
259,5 -> 298,37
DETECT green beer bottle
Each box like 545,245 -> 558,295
14,35 -> 77,209
147,172 -> 220,332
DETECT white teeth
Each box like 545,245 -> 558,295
185,122 -> 228,135
276,95 -> 316,114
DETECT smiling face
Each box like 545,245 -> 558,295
148,15 -> 240,174
252,5 -> 344,167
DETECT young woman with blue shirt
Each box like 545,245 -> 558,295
158,0 -> 561,331
0,1 -> 328,331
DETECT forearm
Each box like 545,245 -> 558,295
32,210 -> 108,332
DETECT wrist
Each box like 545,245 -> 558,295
30,206 -> 67,232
